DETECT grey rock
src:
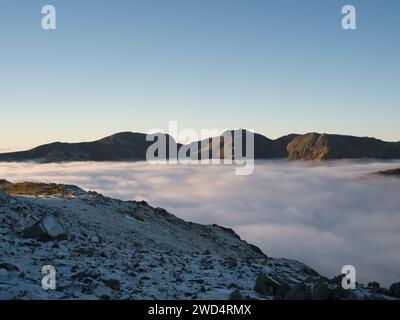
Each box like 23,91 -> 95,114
104,279 -> 121,291
23,214 -> 67,242
389,282 -> 400,298
367,281 -> 380,290
274,282 -> 291,298
229,289 -> 244,300
312,282 -> 333,300
91,284 -> 113,298
284,283 -> 312,300
332,285 -> 353,300
254,274 -> 280,296
367,281 -> 382,294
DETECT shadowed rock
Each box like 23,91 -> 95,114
284,283 -> 312,300
23,215 -> 67,242
312,282 -> 333,300
389,282 -> 400,297
254,274 -> 287,297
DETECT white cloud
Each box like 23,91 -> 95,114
1,159 -> 400,286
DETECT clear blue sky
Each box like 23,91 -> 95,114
1,0 -> 399,150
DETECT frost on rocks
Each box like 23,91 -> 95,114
0,180 -> 399,300
23,214 -> 67,242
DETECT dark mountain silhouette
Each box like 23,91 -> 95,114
184,130 -> 298,160
1,131 -> 400,162
0,132 -> 178,163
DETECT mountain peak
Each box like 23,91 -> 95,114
287,132 -> 400,160
1,131 -> 400,163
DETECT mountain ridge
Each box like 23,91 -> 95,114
287,132 -> 400,160
1,131 -> 400,162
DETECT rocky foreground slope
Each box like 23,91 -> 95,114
1,180 -> 399,300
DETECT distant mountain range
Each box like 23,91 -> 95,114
0,132 -> 177,163
0,131 -> 400,162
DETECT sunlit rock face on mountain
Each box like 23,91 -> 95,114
287,133 -> 400,160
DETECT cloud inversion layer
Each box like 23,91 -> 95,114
1,160 -> 400,286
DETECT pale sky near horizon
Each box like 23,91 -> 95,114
1,0 -> 399,150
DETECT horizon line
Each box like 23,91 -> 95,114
1,129 -> 400,154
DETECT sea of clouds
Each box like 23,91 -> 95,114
1,159 -> 400,286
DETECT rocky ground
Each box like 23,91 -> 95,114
1,180 -> 399,300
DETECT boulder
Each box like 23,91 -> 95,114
229,289 -> 244,300
284,283 -> 312,300
389,282 -> 400,298
23,214 -> 67,242
332,285 -> 353,300
367,281 -> 382,294
254,274 -> 280,296
104,279 -> 121,291
274,282 -> 291,298
91,284 -> 113,299
312,282 -> 333,300
367,281 -> 380,290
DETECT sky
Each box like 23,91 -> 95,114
1,0 -> 399,150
